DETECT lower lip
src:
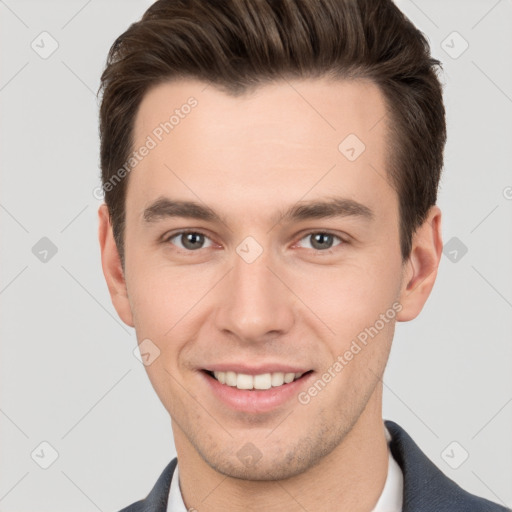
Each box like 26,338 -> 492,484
201,370 -> 314,414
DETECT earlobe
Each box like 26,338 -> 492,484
396,206 -> 443,322
98,204 -> 134,327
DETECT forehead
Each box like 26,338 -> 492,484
128,77 -> 395,225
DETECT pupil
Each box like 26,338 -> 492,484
312,233 -> 332,250
183,233 -> 203,249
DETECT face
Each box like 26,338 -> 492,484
99,77 -> 441,481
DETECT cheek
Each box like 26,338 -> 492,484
143,360 -> 187,424
126,257 -> 208,335
287,255 -> 402,337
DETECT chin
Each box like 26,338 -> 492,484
195,428 -> 340,482
208,456 -> 310,481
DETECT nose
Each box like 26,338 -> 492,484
213,246 -> 295,344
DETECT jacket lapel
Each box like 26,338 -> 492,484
385,419 -> 509,512
128,458 -> 177,512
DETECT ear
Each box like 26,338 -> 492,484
98,204 -> 134,327
396,205 -> 443,322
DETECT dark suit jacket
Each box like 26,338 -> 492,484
119,420 -> 510,511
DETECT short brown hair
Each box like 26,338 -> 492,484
99,0 -> 446,268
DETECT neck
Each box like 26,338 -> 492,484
172,386 -> 388,512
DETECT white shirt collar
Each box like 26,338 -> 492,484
167,425 -> 403,512
167,461 -> 187,512
370,425 -> 404,511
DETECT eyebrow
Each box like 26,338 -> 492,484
142,196 -> 374,226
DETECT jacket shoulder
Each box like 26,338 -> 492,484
117,458 -> 178,512
385,420 -> 510,512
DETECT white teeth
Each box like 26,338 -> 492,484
253,373 -> 272,390
225,371 -> 237,386
271,372 -> 284,387
212,370 -> 305,390
284,372 -> 295,383
236,373 -> 253,390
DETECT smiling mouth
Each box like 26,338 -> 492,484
203,369 -> 313,391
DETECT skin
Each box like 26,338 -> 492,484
99,77 -> 442,511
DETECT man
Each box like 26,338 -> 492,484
97,0 -> 509,511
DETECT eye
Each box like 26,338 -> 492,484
296,232 -> 344,251
165,231 -> 214,251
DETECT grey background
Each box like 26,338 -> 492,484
1,0 -> 511,510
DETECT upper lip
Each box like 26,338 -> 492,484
203,364 -> 312,375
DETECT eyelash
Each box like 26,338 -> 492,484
162,229 -> 348,253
